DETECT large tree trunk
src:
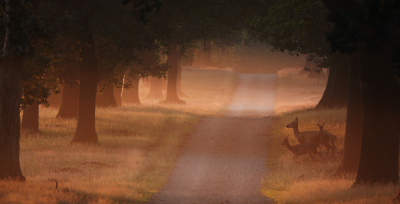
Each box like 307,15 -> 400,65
21,103 -> 40,134
165,44 -> 184,103
146,76 -> 163,99
315,55 -> 348,109
336,53 -> 363,175
0,0 -> 31,181
70,16 -> 99,144
353,44 -> 400,185
96,84 -> 117,107
122,75 -> 141,105
177,60 -> 187,97
199,39 -> 212,67
57,81 -> 79,119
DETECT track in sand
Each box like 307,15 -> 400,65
149,74 -> 276,204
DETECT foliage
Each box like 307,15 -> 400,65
326,0 -> 400,75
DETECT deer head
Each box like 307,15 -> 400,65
285,117 -> 298,129
280,135 -> 290,146
316,123 -> 325,131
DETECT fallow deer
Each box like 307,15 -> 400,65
286,117 -> 336,156
280,135 -> 320,162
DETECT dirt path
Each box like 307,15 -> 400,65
149,74 -> 276,204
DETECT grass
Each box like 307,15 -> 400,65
263,68 -> 398,203
1,67 -> 237,204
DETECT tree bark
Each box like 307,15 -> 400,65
0,0 -> 31,181
96,84 -> 117,107
122,75 -> 141,105
146,76 -> 163,99
57,81 -> 79,119
336,53 -> 363,175
315,56 -> 348,109
177,60 -> 187,97
353,44 -> 400,185
70,16 -> 99,144
114,87 -> 122,106
165,43 -> 184,103
199,39 -> 212,67
21,103 -> 40,134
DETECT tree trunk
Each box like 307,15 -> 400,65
57,81 -> 79,119
146,76 -> 163,99
96,84 -> 117,107
315,55 -> 348,109
0,0 -> 31,181
336,53 -> 363,175
165,44 -> 184,103
70,17 -> 99,144
114,87 -> 122,106
177,60 -> 187,97
199,40 -> 212,67
21,103 -> 40,134
353,44 -> 400,185
122,75 -> 141,105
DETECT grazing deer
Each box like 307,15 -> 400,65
286,117 -> 336,156
280,135 -> 320,162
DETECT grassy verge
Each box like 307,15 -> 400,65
1,67 -> 237,204
263,69 -> 398,203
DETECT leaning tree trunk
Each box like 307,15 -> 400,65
165,43 -> 184,103
122,75 -> 141,105
146,76 -> 163,99
0,0 -> 31,181
353,44 -> 400,186
21,103 -> 40,134
70,16 -> 99,144
335,53 -> 363,175
96,84 -> 117,107
177,60 -> 187,97
315,55 -> 348,109
57,81 -> 79,119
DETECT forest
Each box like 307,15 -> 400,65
0,0 -> 400,203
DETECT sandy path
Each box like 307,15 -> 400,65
149,74 -> 276,204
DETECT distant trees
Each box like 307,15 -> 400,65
248,0 -> 348,109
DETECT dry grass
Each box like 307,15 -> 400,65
1,67 -> 237,204
263,69 -> 398,203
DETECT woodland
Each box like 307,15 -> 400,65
1,0 -> 400,203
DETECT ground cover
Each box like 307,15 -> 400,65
263,69 -> 398,203
0,67 -> 237,204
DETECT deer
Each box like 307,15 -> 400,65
317,123 -> 337,156
280,135 -> 321,162
286,117 -> 336,156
